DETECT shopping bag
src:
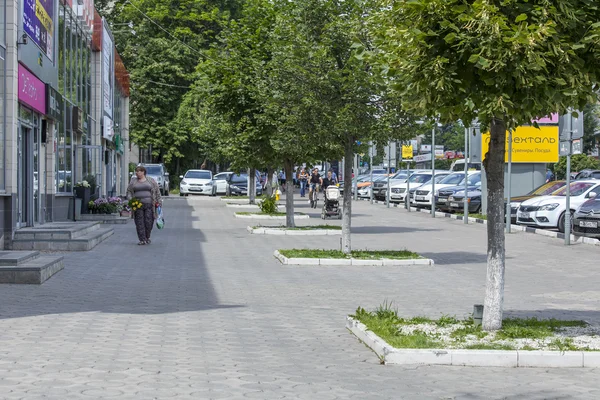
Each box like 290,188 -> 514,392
156,205 -> 165,229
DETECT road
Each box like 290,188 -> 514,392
0,194 -> 598,399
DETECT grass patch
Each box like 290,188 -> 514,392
286,225 -> 342,230
170,188 -> 180,195
351,303 -> 592,351
279,249 -> 422,260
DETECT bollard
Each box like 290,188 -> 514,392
275,189 -> 281,201
473,304 -> 484,327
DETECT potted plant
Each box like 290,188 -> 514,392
74,181 -> 92,213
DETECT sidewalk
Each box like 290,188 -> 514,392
0,195 -> 598,399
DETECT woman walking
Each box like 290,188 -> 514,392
127,166 -> 162,245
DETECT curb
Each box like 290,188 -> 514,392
226,203 -> 261,208
358,198 -> 600,247
273,250 -> 434,266
235,213 -> 309,220
346,317 -> 600,368
248,227 -> 341,235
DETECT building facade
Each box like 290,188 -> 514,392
0,0 -> 130,248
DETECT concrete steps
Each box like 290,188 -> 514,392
12,222 -> 114,251
0,251 -> 64,284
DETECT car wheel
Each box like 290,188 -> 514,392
558,210 -> 574,233
164,188 -> 169,196
180,192 -> 184,197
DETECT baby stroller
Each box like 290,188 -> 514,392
321,185 -> 342,219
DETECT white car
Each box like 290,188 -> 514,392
412,172 -> 468,208
211,172 -> 233,195
389,171 -> 448,203
517,180 -> 600,232
179,170 -> 213,196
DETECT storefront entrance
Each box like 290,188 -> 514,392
17,121 -> 43,228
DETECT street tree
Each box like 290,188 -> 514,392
369,0 -> 600,330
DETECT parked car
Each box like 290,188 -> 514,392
372,173 -> 408,201
211,172 -> 233,196
574,170 -> 600,180
359,176 -> 389,199
573,193 -> 600,239
448,187 -> 483,214
389,171 -> 449,204
436,172 -> 482,212
517,180 -> 600,232
140,163 -> 170,196
179,170 -> 213,196
507,180 -> 567,222
412,172 -> 467,209
226,173 -> 263,196
407,172 -> 450,204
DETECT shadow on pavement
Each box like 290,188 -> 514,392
0,199 -> 243,320
351,226 -> 437,234
420,251 -> 488,265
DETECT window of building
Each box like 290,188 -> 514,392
0,0 -> 5,46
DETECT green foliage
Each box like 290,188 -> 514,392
368,0 -> 600,129
278,249 -> 422,260
258,195 -> 279,215
553,154 -> 600,179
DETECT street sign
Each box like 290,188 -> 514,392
559,112 -> 584,141
413,154 -> 429,163
435,149 -> 444,159
421,144 -> 431,152
572,139 -> 582,155
402,145 -> 413,159
559,141 -> 570,156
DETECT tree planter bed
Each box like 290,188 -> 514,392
248,226 -> 341,235
234,213 -> 309,220
346,317 -> 600,367
273,250 -> 433,266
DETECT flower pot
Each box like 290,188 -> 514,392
75,187 -> 91,214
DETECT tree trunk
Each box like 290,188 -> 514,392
482,118 -> 507,331
249,167 -> 256,205
342,140 -> 353,254
265,167 -> 274,197
284,160 -> 295,228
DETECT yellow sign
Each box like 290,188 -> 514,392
402,145 -> 413,159
481,125 -> 559,163
35,0 -> 53,33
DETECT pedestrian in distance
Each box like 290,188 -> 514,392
127,166 -> 162,245
329,168 -> 338,184
299,167 -> 309,197
279,170 -> 287,192
546,169 -> 555,183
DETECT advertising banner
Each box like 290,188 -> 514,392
102,20 -> 114,118
402,145 -> 413,159
481,126 -> 559,163
103,116 -> 114,140
23,0 -> 54,61
18,64 -> 47,114
46,84 -> 63,121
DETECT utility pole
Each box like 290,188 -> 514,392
506,129 -> 513,233
431,123 -> 436,217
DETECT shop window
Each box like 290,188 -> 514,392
0,51 -> 4,189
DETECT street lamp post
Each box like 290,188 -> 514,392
464,127 -> 469,223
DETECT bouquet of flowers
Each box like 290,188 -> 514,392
75,180 -> 91,188
128,197 -> 143,212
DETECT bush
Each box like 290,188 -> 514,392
258,195 -> 278,215
553,155 -> 600,179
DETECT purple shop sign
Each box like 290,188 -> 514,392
18,64 -> 47,114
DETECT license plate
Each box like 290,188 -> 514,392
520,212 -> 530,219
450,202 -> 459,208
438,198 -> 447,203
579,221 -> 598,228
416,196 -> 425,201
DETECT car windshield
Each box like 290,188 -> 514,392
530,181 -> 565,196
371,169 -> 386,175
408,174 -> 432,184
434,174 -> 449,183
439,173 -> 465,185
185,171 -> 211,179
592,172 -> 600,179
231,174 -> 248,183
391,173 -> 408,180
554,182 -> 598,197
145,166 -> 162,175
459,173 -> 482,185
214,173 -> 230,180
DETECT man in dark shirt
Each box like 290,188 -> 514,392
309,169 -> 322,199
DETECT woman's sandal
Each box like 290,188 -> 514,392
138,241 -> 146,245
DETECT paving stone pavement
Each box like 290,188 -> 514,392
0,194 -> 599,400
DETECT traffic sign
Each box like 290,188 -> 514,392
402,145 -> 413,159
